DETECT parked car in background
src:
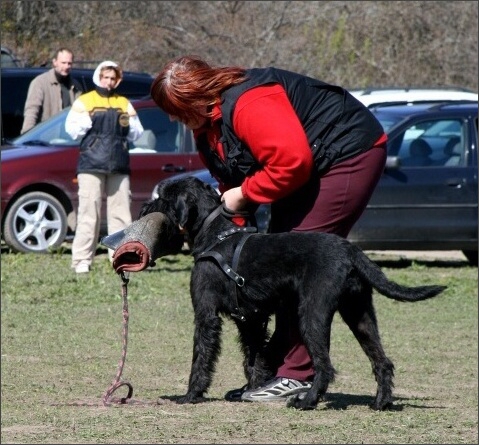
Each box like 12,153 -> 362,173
352,102 -> 478,265
1,67 -> 153,142
351,87 -> 478,108
1,99 -> 203,253
153,102 -> 478,265
1,46 -> 21,67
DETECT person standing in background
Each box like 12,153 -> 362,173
65,60 -> 144,274
21,48 -> 84,134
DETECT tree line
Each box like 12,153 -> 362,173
1,0 -> 477,91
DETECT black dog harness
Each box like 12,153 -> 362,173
194,205 -> 259,322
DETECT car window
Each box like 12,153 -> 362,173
389,118 -> 467,167
373,110 -> 411,132
13,105 -> 196,155
13,108 -> 76,146
131,108 -> 182,153
375,116 -> 404,132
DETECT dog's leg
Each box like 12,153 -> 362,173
176,311 -> 223,404
287,302 -> 337,411
338,285 -> 395,410
235,317 -> 275,389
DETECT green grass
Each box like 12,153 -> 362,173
1,247 -> 477,444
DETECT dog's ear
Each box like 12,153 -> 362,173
174,192 -> 198,232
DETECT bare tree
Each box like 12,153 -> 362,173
1,0 -> 477,90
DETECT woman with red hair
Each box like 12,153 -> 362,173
151,55 -> 387,403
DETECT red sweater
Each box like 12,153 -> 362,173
198,84 -> 314,205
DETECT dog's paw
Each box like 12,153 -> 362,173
176,394 -> 206,405
286,392 -> 319,411
370,398 -> 393,411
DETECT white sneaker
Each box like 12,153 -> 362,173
241,378 -> 312,402
75,263 -> 90,274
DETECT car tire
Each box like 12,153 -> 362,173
3,191 -> 68,253
462,250 -> 478,267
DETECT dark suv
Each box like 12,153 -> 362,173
1,67 -> 153,142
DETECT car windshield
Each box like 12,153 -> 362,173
13,108 -> 77,146
372,113 -> 407,132
372,103 -> 454,133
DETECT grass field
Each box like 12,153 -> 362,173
1,246 -> 477,444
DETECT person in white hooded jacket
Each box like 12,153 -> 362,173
65,60 -> 144,273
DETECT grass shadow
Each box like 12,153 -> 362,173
323,392 -> 445,411
156,391 -> 446,411
372,258 -> 470,269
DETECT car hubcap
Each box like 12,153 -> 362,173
13,199 -> 63,251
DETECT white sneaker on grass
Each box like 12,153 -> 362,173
75,263 -> 90,274
241,377 -> 312,402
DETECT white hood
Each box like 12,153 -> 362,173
93,60 -> 120,87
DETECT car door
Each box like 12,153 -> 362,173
128,105 -> 204,219
349,111 -> 478,250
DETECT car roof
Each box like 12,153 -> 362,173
351,86 -> 476,95
370,102 -> 478,133
352,89 -> 478,107
372,102 -> 478,115
0,66 -> 153,89
1,66 -> 151,76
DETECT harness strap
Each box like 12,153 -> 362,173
194,226 -> 257,259
231,233 -> 254,321
200,205 -> 224,234
232,233 -> 253,271
196,231 -> 257,322
197,203 -> 257,242
193,205 -> 259,322
197,250 -> 246,286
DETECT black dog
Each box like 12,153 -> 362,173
139,177 -> 446,411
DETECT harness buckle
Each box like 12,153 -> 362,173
235,276 -> 245,287
231,311 -> 246,322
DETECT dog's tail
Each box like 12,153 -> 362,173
351,245 -> 446,302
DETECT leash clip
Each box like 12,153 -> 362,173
120,271 -> 130,284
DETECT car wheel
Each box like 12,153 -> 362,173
462,250 -> 478,267
3,191 -> 68,253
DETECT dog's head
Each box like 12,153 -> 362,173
140,177 -> 221,240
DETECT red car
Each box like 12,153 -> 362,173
1,98 -> 204,253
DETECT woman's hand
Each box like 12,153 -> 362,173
221,186 -> 248,212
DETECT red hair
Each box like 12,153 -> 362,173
150,55 -> 247,122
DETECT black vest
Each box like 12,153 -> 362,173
78,88 -> 131,175
196,67 -> 384,187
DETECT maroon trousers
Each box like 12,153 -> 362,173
268,143 -> 387,381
